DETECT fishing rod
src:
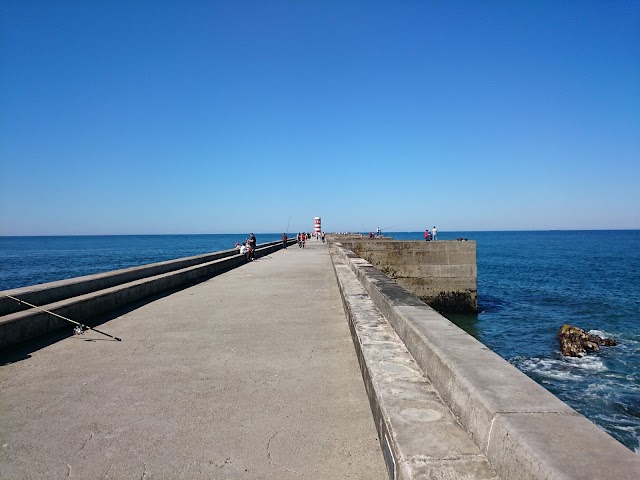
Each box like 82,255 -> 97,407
286,216 -> 291,233
0,293 -> 122,341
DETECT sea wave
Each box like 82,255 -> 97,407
516,355 -> 608,379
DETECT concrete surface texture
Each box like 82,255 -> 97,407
0,240 -> 386,479
330,245 -> 498,479
337,239 -> 477,313
331,243 -> 640,480
0,241 -> 296,350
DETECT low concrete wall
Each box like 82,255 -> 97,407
331,244 -> 498,479
0,240 -> 296,350
0,240 -> 286,316
331,242 -> 640,480
335,238 -> 477,313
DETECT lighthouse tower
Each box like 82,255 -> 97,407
314,217 -> 321,234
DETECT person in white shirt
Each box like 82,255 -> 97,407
432,226 -> 438,241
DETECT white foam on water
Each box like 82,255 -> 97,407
589,329 -> 613,338
516,353 -> 609,383
565,355 -> 608,372
517,357 -> 582,381
584,382 -> 610,394
609,424 -> 640,435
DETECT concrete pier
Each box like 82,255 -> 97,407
2,240 -> 640,479
0,241 -> 387,479
335,237 -> 477,313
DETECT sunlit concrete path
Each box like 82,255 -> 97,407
0,239 -> 387,479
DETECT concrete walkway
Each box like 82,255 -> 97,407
0,240 -> 387,479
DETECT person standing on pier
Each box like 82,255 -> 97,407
432,226 -> 437,241
282,233 -> 288,249
249,233 -> 257,260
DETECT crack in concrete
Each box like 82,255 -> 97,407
486,416 -> 495,454
266,431 -> 278,465
102,461 -> 113,479
223,354 -> 234,367
266,431 -> 300,475
222,347 -> 236,367
73,432 -> 94,456
131,454 -> 149,480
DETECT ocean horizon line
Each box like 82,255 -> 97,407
1,228 -> 640,238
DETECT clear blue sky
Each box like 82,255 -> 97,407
1,0 -> 638,235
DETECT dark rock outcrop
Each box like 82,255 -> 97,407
427,291 -> 478,314
558,324 -> 618,357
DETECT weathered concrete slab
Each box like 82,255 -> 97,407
0,241 -> 386,479
336,239 -> 477,312
330,246 -> 498,479
332,243 -> 640,480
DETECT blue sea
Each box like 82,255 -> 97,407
1,231 -> 639,453
392,230 -> 640,455
0,234 -> 283,290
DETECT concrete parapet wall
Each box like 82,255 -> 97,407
0,240 -> 295,350
331,245 -> 498,479
331,242 -> 640,480
337,239 -> 477,313
0,240 -> 286,317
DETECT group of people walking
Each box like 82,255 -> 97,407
294,231 -> 325,248
237,231 -> 327,260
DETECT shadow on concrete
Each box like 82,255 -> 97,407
0,277 -> 216,366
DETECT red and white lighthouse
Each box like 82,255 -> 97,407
314,217 -> 321,234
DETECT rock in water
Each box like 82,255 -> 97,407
558,324 -> 618,357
